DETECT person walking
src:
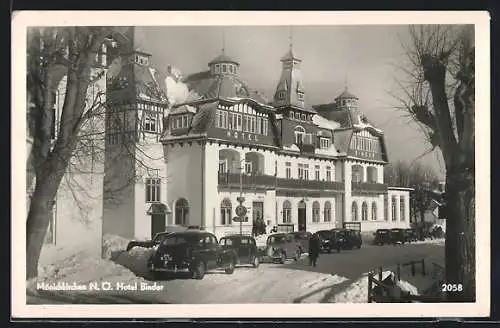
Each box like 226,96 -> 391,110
308,233 -> 320,267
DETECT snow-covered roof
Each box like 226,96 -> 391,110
312,114 -> 341,131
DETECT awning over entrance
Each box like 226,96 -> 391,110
146,203 -> 171,215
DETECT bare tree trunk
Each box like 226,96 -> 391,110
445,165 -> 475,302
26,182 -> 58,279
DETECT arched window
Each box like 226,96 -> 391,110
352,201 -> 358,222
175,198 -> 189,226
312,201 -> 320,223
371,202 -> 377,221
400,196 -> 405,221
282,200 -> 292,223
294,126 -> 306,145
324,201 -> 332,222
391,196 -> 397,221
220,198 -> 232,225
362,202 -> 368,221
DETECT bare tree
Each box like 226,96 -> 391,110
26,27 -> 169,279
395,25 -> 475,301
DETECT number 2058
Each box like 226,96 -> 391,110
441,283 -> 463,292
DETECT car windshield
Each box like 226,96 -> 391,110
317,231 -> 332,238
268,235 -> 286,244
153,233 -> 169,243
162,235 -> 189,246
219,238 -> 234,246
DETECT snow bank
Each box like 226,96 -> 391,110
102,234 -> 130,260
411,238 -> 445,246
114,246 -> 156,278
27,248 -> 146,297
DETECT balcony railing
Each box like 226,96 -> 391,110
351,182 -> 388,194
217,172 -> 344,191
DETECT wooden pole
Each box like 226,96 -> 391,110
368,272 -> 373,303
378,266 -> 383,281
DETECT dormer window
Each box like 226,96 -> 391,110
278,91 -> 285,99
294,126 -> 306,144
301,114 -> 306,121
320,137 -> 330,149
297,92 -> 304,101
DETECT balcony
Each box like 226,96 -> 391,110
218,173 -> 276,190
276,178 -> 344,191
351,182 -> 388,195
217,172 -> 344,192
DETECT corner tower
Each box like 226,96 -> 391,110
273,41 -> 305,110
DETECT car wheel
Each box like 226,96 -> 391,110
280,252 -> 286,264
252,256 -> 260,268
192,262 -> 206,280
224,260 -> 235,274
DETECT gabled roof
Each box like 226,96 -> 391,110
133,65 -> 168,103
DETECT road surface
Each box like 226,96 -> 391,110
27,242 -> 443,304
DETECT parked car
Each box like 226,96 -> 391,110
218,235 -> 260,268
343,229 -> 362,249
390,228 -> 406,244
126,232 -> 171,251
404,228 -> 418,243
373,229 -> 391,245
288,231 -> 312,253
316,230 -> 343,253
147,230 -> 237,280
264,233 -> 301,263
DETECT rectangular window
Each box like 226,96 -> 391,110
326,166 -> 332,182
145,178 -> 161,202
256,117 -> 262,135
236,113 -> 242,131
217,110 -> 222,128
218,160 -> 227,173
222,111 -> 228,129
262,119 -> 268,136
304,164 -> 309,180
222,64 -> 227,73
228,112 -> 233,130
215,64 -> 220,74
285,162 -> 291,179
245,161 -> 252,175
298,163 -> 304,180
250,116 -> 256,133
144,114 -> 156,132
315,165 -> 320,180
182,115 -> 188,128
320,138 -> 330,149
243,115 -> 249,132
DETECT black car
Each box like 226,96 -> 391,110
373,229 -> 391,245
390,228 -> 406,244
147,231 -> 237,280
404,228 -> 418,243
264,233 -> 301,263
219,235 -> 260,268
316,230 -> 343,253
126,232 -> 171,251
288,231 -> 312,253
343,229 -> 362,249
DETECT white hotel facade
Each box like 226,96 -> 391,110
101,30 -> 412,241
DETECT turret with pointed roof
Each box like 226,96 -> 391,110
273,43 -> 306,110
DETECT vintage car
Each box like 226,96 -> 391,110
373,229 -> 392,245
126,232 -> 171,251
218,235 -> 260,268
288,231 -> 312,253
343,229 -> 362,249
390,228 -> 406,244
263,233 -> 301,263
404,228 -> 418,243
147,230 -> 237,280
316,230 -> 343,253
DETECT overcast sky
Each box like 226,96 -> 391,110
133,26 -> 445,178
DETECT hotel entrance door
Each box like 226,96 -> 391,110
298,200 -> 307,232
